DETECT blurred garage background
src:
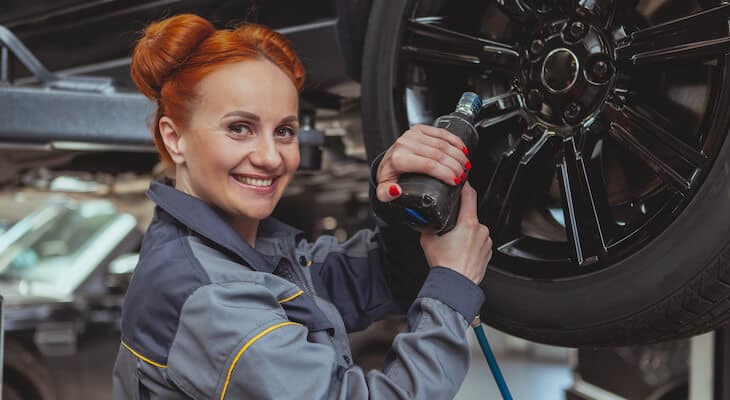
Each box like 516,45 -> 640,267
3,0 -> 730,399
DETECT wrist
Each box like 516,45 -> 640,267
418,267 -> 485,321
431,264 -> 481,285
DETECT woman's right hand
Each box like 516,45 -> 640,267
419,182 -> 492,285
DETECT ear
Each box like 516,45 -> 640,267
158,116 -> 186,165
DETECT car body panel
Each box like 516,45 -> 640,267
0,198 -> 143,398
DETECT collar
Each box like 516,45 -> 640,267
146,180 -> 302,273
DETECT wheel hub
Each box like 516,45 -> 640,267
522,19 -> 615,131
542,48 -> 579,93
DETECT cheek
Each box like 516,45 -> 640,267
189,136 -> 242,176
285,146 -> 301,172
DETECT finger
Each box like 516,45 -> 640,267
456,181 -> 478,224
400,132 -> 470,168
375,182 -> 402,203
399,139 -> 466,180
390,152 -> 463,186
412,124 -> 469,155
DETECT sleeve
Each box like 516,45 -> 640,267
165,271 -> 485,400
299,151 -> 433,332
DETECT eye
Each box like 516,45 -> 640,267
275,125 -> 297,139
229,122 -> 253,137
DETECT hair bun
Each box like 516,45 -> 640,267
131,14 -> 215,99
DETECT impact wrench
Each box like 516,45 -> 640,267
390,92 -> 513,400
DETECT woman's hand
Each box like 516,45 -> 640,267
375,124 -> 471,202
373,124 -> 491,285
420,183 -> 492,285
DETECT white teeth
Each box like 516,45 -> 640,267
235,176 -> 273,187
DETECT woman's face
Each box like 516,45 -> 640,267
170,58 -> 300,224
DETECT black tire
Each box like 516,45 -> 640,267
361,0 -> 730,346
3,340 -> 55,400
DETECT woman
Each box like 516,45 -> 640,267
113,14 -> 492,400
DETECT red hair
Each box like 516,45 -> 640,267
130,14 -> 305,167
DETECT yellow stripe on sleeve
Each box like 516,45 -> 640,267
277,290 -> 304,304
220,321 -> 302,400
121,341 -> 168,369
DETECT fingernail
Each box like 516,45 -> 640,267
460,171 -> 466,181
465,160 -> 472,171
462,146 -> 469,155
454,176 -> 461,185
389,184 -> 401,196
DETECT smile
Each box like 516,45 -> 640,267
231,174 -> 279,192
234,176 -> 273,187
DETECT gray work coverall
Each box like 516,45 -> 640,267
112,156 -> 486,399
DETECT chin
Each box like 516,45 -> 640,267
237,204 -> 275,221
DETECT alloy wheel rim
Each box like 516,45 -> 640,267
393,0 -> 730,278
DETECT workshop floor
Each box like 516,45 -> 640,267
455,326 -> 574,400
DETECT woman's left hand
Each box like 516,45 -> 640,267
375,124 -> 472,202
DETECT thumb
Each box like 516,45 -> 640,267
456,182 -> 478,224
376,180 -> 402,202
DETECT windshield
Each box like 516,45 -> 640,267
0,203 -> 116,283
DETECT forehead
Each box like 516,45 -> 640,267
194,58 -> 299,120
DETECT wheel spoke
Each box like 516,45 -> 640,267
475,91 -> 526,129
496,0 -> 539,23
557,136 -> 607,267
402,20 -> 521,72
616,4 -> 730,65
400,46 -> 481,67
604,104 -> 706,194
558,0 -> 615,26
478,128 -> 558,243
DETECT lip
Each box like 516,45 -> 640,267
230,173 -> 279,194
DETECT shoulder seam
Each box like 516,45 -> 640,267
178,228 -> 212,285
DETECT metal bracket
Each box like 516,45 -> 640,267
0,24 -> 155,153
0,25 -> 114,92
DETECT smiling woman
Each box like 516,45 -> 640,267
114,13 -> 492,400
130,15 -> 304,245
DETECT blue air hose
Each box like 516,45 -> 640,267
471,316 -> 513,400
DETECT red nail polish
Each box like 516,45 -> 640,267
465,160 -> 472,171
389,184 -> 400,196
462,146 -> 469,155
460,172 -> 466,181
454,176 -> 460,185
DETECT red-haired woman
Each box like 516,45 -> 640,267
113,14 -> 492,400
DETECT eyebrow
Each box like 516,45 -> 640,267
222,110 -> 299,125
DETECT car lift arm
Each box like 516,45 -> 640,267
0,24 -> 155,153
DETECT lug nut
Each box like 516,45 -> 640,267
530,39 -> 545,57
526,88 -> 543,110
564,103 -> 582,122
567,21 -> 587,41
590,60 -> 611,83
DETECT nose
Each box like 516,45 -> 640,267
249,135 -> 282,170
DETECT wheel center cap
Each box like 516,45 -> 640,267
541,48 -> 579,93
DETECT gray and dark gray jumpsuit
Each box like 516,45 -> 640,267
112,157 -> 486,399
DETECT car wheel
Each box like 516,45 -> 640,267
3,340 -> 55,400
362,0 -> 730,346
